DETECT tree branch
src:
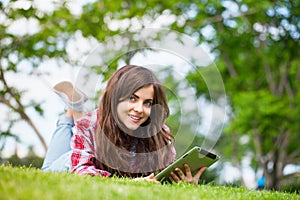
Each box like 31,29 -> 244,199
279,172 -> 300,182
253,127 -> 263,163
264,59 -> 277,94
222,51 -> 238,78
294,64 -> 300,96
278,60 -> 291,97
0,66 -> 47,151
286,147 -> 300,164
276,130 -> 290,178
274,130 -> 290,149
186,8 -> 257,28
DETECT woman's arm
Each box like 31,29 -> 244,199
70,113 -> 111,177
70,133 -> 110,177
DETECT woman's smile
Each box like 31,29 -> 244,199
129,114 -> 142,122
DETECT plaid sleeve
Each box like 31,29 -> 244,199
70,117 -> 111,177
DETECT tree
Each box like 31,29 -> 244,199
183,0 -> 300,189
1,0 -> 299,190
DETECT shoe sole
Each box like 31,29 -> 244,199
53,81 -> 83,103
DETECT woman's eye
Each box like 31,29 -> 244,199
144,101 -> 153,107
129,96 -> 136,102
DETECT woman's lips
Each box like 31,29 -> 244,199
129,114 -> 142,123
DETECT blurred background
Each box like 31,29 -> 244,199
0,0 -> 299,193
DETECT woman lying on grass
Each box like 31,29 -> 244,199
42,65 -> 206,184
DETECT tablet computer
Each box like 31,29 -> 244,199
155,146 -> 219,182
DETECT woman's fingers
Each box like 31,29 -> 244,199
133,173 -> 160,183
193,166 -> 207,184
169,171 -> 181,183
183,164 -> 194,183
175,167 -> 186,180
169,165 -> 207,185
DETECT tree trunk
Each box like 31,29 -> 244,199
0,66 -> 48,153
20,111 -> 48,152
231,132 -> 246,187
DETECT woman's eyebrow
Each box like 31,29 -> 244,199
132,93 -> 153,101
132,93 -> 139,99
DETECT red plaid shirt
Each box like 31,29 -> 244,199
70,109 -> 176,177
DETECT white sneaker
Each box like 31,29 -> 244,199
53,81 -> 88,111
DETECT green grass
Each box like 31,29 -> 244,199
0,165 -> 299,200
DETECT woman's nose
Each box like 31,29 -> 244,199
133,101 -> 143,113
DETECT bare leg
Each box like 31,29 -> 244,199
65,108 -> 85,121
73,110 -> 85,121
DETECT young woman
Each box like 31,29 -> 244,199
42,65 -> 206,184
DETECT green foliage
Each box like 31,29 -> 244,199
0,166 -> 299,200
186,65 -> 225,100
228,90 -> 294,136
1,146 -> 44,169
280,181 -> 300,194
3,154 -> 43,169
29,100 -> 44,116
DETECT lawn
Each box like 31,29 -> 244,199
0,165 -> 298,200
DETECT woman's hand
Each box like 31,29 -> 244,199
168,164 -> 207,185
134,173 -> 160,184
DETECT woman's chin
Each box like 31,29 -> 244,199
125,124 -> 139,131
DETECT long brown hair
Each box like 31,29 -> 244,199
95,65 -> 174,177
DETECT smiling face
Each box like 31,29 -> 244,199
117,85 -> 154,131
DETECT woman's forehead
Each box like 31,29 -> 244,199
133,85 -> 154,100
